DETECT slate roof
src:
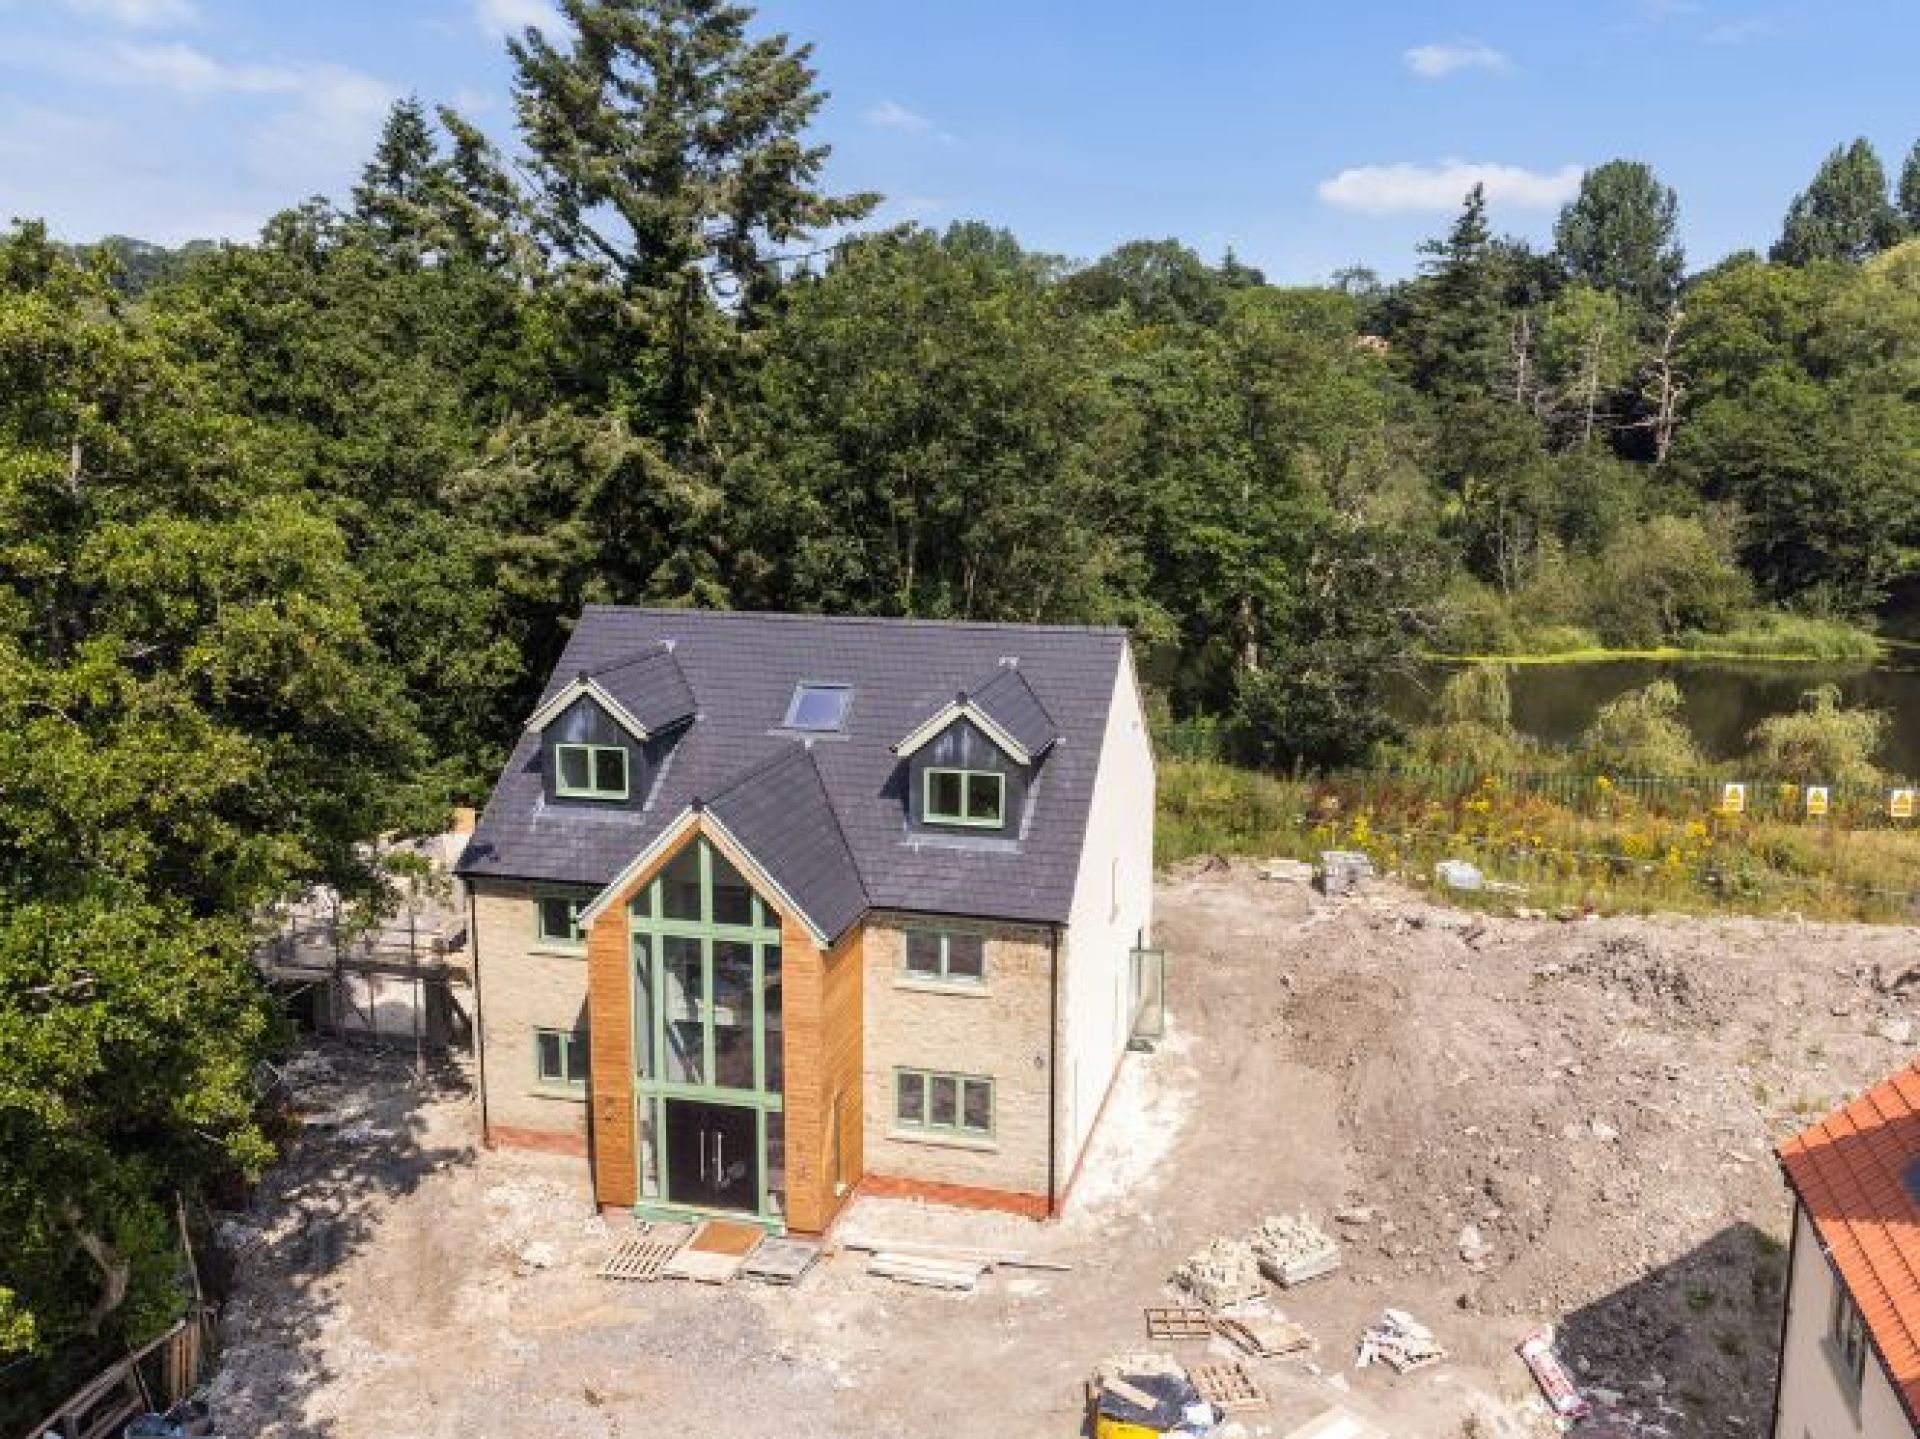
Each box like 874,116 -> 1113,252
587,644 -> 698,734
962,662 -> 1061,758
1778,1060 -> 1920,1427
457,606 -> 1131,936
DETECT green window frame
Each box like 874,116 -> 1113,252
902,929 -> 986,985
535,1027 -> 589,1088
555,742 -> 629,800
535,892 -> 589,949
894,1067 -> 994,1139
923,767 -> 1005,827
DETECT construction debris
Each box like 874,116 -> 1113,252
838,1238 -> 1070,1272
1249,1212 -> 1342,1288
866,1253 -> 987,1290
1280,1408 -> 1392,1439
1517,1330 -> 1591,1422
1173,1237 -> 1265,1308
660,1219 -> 763,1285
1356,1309 -> 1446,1374
1259,858 -> 1316,884
598,1222 -> 693,1282
740,1236 -> 822,1286
1087,1355 -> 1215,1439
1143,1306 -> 1214,1340
1316,850 -> 1375,896
1214,1313 -> 1312,1359
1187,1360 -> 1267,1415
1435,858 -> 1485,892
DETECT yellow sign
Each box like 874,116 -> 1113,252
1893,789 -> 1917,821
1718,782 -> 1747,815
1806,786 -> 1830,817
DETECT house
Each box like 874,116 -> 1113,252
1771,1060 -> 1920,1437
454,606 -> 1157,1235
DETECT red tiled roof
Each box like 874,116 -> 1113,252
1778,1059 -> 1920,1425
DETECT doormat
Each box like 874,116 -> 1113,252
661,1219 -> 765,1284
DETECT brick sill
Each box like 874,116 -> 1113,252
528,1086 -> 588,1103
886,1128 -> 999,1154
528,945 -> 587,959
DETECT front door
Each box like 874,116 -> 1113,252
663,1098 -> 760,1213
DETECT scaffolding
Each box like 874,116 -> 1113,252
254,831 -> 474,1073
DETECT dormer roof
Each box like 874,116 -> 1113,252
892,661 -> 1062,766
522,643 -> 697,743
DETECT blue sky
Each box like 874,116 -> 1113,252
1,0 -> 1914,280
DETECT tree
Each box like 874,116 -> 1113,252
1062,239 -> 1230,328
1900,140 -> 1920,233
1552,159 -> 1684,309
351,97 -> 441,265
1745,684 -> 1887,787
1772,139 -> 1902,264
1579,680 -> 1703,776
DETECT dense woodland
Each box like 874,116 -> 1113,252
2,0 -> 1916,1410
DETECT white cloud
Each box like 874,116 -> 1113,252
1318,159 -> 1585,215
864,99 -> 933,134
56,0 -> 197,27
474,0 -> 559,41
1403,40 -> 1509,78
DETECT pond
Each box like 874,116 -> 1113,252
1391,655 -> 1920,780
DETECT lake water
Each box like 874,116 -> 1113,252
1392,656 -> 1920,780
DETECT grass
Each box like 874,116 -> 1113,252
1156,758 -> 1920,922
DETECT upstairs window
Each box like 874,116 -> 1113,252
904,930 -> 986,985
1831,1283 -> 1869,1398
556,742 -> 628,800
783,683 -> 852,732
924,767 -> 1005,827
536,894 -> 588,948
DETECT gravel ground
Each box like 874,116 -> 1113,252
203,862 -> 1920,1438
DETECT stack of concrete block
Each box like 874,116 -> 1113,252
1356,1310 -> 1446,1373
1174,1238 -> 1265,1308
1316,851 -> 1375,896
1248,1213 -> 1341,1288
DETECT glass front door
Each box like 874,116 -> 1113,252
663,1099 -> 761,1213
630,838 -> 785,1223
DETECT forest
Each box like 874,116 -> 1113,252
1,0 -> 1916,1413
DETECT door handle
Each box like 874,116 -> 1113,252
714,1131 -> 725,1182
698,1127 -> 708,1181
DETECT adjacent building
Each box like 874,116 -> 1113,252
1772,1060 -> 1920,1437
455,606 -> 1157,1234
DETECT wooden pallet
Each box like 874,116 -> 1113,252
1189,1360 -> 1267,1414
661,1219 -> 765,1285
741,1237 -> 822,1285
1143,1305 -> 1213,1340
599,1223 -> 693,1282
1215,1315 -> 1312,1359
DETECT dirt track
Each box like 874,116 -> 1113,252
206,862 -> 1920,1438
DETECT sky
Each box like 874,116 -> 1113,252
0,0 -> 1915,282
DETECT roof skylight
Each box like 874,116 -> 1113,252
784,683 -> 852,732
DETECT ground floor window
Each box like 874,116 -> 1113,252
894,1068 -> 993,1139
534,1027 -> 589,1088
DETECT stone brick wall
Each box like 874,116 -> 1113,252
860,916 -> 1053,1201
472,879 -> 593,1153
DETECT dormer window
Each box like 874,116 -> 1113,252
784,683 -> 852,733
556,743 -> 629,800
924,767 -> 1005,827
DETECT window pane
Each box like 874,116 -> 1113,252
765,1110 -> 785,1215
633,936 -> 655,1080
962,1079 -> 992,1133
538,897 -> 574,942
928,1074 -> 958,1127
594,746 -> 628,796
928,770 -> 963,818
536,1030 -> 562,1082
662,935 -> 705,1083
786,685 -> 850,731
896,1071 -> 925,1125
761,942 -> 783,1092
711,941 -> 755,1089
904,931 -> 942,976
566,1032 -> 589,1082
966,772 -> 1003,823
661,845 -> 703,920
557,745 -> 590,791
710,849 -> 754,926
946,934 -> 985,981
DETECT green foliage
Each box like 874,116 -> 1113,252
1579,680 -> 1704,775
1553,159 -> 1685,309
1673,612 -> 1883,661
1744,683 -> 1888,787
1436,662 -> 1515,728
1773,139 -> 1905,264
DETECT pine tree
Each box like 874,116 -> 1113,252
1899,138 -> 1920,234
1772,138 -> 1902,264
351,97 -> 441,265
